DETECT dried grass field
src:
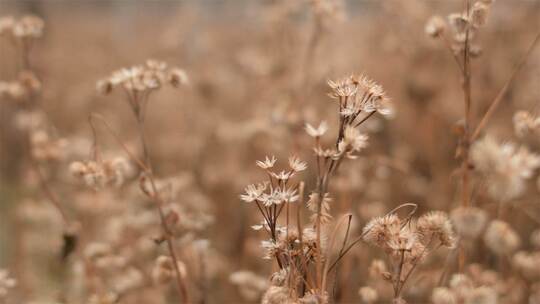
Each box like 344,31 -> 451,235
1,1 -> 540,303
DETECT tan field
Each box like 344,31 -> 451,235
1,1 -> 540,303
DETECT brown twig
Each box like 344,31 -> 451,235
471,31 -> 540,141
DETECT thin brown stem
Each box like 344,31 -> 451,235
471,31 -> 540,141
133,111 -> 190,304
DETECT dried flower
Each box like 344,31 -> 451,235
513,111 -> 540,137
168,68 -> 189,87
470,2 -> 490,28
305,121 -> 328,138
0,270 -> 16,298
12,15 -> 44,38
417,211 -> 456,247
471,136 -> 540,201
425,16 -> 446,38
152,255 -> 187,284
484,220 -> 521,256
261,286 -> 289,304
256,155 -> 277,170
359,286 -> 378,303
512,251 -> 540,281
450,207 -> 488,239
230,271 -> 268,301
338,125 -> 368,158
288,156 -> 307,172
362,214 -> 401,247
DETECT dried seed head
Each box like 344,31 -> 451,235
168,68 -> 189,87
0,270 -> 16,298
338,126 -> 368,158
12,15 -> 44,39
470,2 -> 490,28
151,255 -> 187,285
484,220 -> 521,256
448,13 -> 469,36
432,287 -> 456,304
512,251 -> 540,281
425,15 -> 446,38
261,286 -> 289,304
362,214 -> 401,247
417,211 -> 456,247
471,136 -> 540,201
305,121 -> 328,138
358,286 -> 378,303
288,156 -> 307,172
450,207 -> 488,239
256,155 -> 277,170
229,271 -> 268,301
513,111 -> 540,137
96,79 -> 114,95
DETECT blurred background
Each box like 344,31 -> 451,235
1,0 -> 539,303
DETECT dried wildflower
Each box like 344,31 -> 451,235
450,206 -> 488,239
387,226 -> 417,251
240,182 -> 268,203
70,157 -> 134,189
513,110 -> 540,137
256,155 -> 277,169
168,68 -> 189,87
471,136 -> 540,201
362,214 -> 401,247
417,211 -> 456,247
151,255 -> 187,285
18,70 -> 41,92
425,16 -> 446,38
300,290 -> 328,304
432,287 -> 456,304
484,220 -> 521,256
0,270 -> 16,298
328,74 -> 393,118
12,15 -> 44,39
470,2 -> 490,28
359,286 -> 378,303
449,273 -> 474,291
305,121 -> 328,138
261,286 -> 289,304
512,251 -> 540,281
30,129 -> 67,161
113,267 -> 144,294
338,125 -> 368,158
288,156 -> 307,172
97,60 -> 187,117
448,13 -> 469,37
328,77 -> 357,99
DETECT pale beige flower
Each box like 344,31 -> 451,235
359,286 -> 378,303
256,155 -> 277,169
425,15 -> 446,38
305,121 -> 328,138
484,220 -> 521,256
450,207 -> 488,239
417,211 -> 456,247
432,287 -> 456,304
